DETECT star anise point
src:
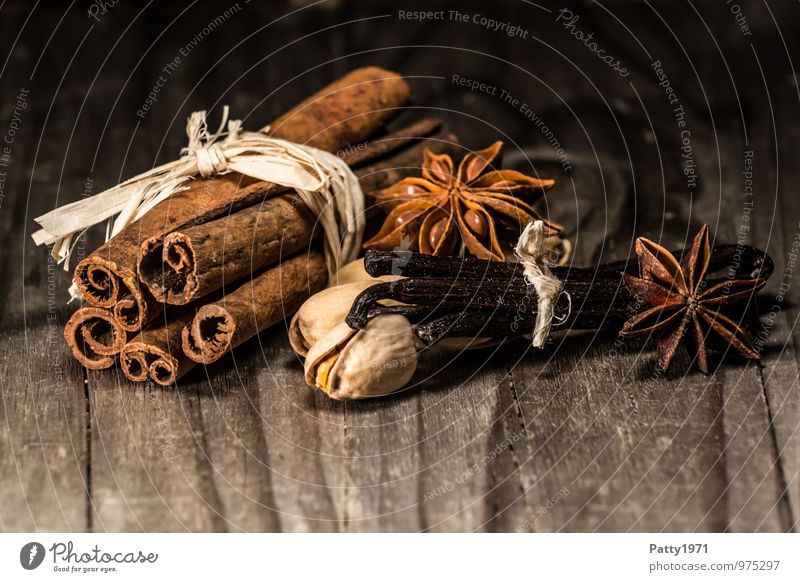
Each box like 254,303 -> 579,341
621,225 -> 763,374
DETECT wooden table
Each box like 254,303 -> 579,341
1,0 -> 798,532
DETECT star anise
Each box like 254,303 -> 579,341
363,141 -> 561,260
619,225 -> 765,374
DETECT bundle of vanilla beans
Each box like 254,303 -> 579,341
348,245 -> 773,344
63,67 -> 458,385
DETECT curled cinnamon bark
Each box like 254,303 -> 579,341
64,306 -> 127,370
74,67 -> 411,331
120,310 -> 196,386
182,252 -> 326,364
141,195 -> 317,305
112,292 -> 160,332
73,175 -> 270,327
138,119 -> 456,306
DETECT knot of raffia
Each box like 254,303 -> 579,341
514,220 -> 569,348
193,142 -> 229,177
184,110 -> 239,177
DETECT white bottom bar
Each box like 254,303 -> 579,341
0,533 -> 796,581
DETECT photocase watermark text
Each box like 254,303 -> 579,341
555,9 -> 629,77
50,540 -> 157,566
87,0 -> 121,22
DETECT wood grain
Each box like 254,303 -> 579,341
0,11 -> 89,531
0,0 -> 797,533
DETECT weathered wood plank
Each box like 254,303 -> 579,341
3,0 -> 799,534
188,352 -> 283,533
338,383 -> 423,532
495,0 -> 780,531
752,79 -> 800,530
0,4 -> 92,532
248,336 -> 347,532
89,377 -> 230,531
178,6 -> 359,532
413,350 -> 521,532
707,100 -> 789,532
507,334 -> 729,532
87,6 -> 231,531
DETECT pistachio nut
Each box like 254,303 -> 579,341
304,315 -> 418,400
289,282 -> 375,356
289,259 -> 403,356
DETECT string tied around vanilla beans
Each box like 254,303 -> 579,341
514,220 -> 571,348
31,106 -> 365,300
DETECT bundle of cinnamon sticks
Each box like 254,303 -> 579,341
64,67 -> 458,385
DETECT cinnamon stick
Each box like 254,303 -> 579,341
142,195 -> 316,306
73,67 -> 411,331
182,251 -> 326,364
269,68 -> 409,153
139,119 -> 455,306
64,306 -> 128,370
120,310 -> 196,386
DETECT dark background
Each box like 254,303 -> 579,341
3,1 -> 800,290
0,0 -> 798,532
3,0 -> 800,273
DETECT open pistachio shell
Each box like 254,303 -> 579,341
304,320 -> 357,386
305,315 -> 417,400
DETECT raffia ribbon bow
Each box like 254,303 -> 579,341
32,107 -> 365,294
514,220 -> 567,348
